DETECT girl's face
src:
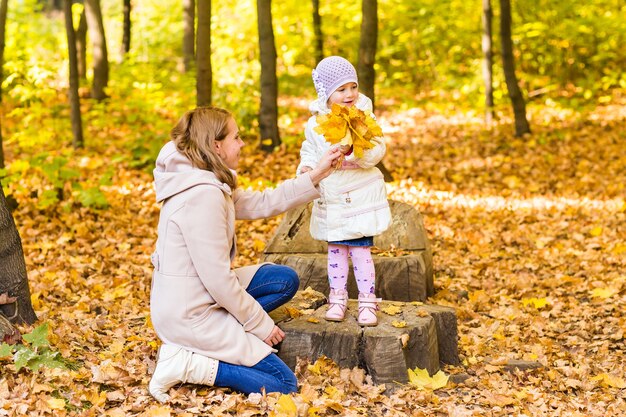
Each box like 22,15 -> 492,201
327,82 -> 359,107
215,117 -> 245,170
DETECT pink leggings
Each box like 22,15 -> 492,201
327,244 -> 375,294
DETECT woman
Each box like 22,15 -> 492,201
148,106 -> 342,402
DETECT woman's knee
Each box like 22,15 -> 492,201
271,264 -> 299,296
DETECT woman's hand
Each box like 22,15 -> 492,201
264,325 -> 285,346
308,147 -> 343,185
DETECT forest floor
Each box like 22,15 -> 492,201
2,98 -> 625,416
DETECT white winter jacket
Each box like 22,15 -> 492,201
296,94 -> 391,242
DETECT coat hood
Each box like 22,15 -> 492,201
153,141 -> 232,202
308,93 -> 373,116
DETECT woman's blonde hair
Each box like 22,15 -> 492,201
170,106 -> 237,190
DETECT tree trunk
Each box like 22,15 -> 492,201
121,0 -> 131,57
482,0 -> 494,125
257,0 -> 280,151
76,9 -> 87,80
499,0 -> 530,136
0,184 -> 37,325
183,0 -> 195,72
84,0 -> 109,101
358,0 -> 377,109
0,0 -> 7,169
196,0 -> 211,106
64,0 -> 84,148
311,0 -> 323,64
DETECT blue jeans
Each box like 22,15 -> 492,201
213,264 -> 299,394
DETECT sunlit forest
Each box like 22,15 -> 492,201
0,0 -> 624,415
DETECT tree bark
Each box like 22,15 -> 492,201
76,9 -> 87,80
0,184 -> 37,325
311,0 -> 323,64
257,0 -> 280,151
499,0 -> 530,136
63,0 -> 84,148
122,0 -> 131,57
482,0 -> 494,125
358,0 -> 377,109
196,0 -> 211,106
0,0 -> 7,169
183,0 -> 195,72
84,0 -> 109,101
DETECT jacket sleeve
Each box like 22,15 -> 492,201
346,135 -> 386,168
178,186 -> 275,342
296,119 -> 322,175
234,173 -> 320,220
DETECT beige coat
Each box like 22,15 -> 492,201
150,141 -> 320,366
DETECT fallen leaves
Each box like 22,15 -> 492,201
3,98 -> 626,416
407,368 -> 449,390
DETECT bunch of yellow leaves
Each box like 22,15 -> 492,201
314,103 -> 383,158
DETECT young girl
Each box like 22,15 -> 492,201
297,56 -> 391,326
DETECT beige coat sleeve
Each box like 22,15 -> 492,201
179,186 -> 275,342
233,172 -> 320,220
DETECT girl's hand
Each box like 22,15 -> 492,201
264,325 -> 285,346
300,166 -> 313,173
308,147 -> 343,185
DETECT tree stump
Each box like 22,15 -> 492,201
270,289 -> 459,388
262,200 -> 433,301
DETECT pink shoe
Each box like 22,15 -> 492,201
358,293 -> 381,326
325,289 -> 348,322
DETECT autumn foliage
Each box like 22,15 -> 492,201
314,104 -> 382,158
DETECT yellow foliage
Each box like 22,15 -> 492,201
407,367 -> 449,390
521,297 -> 549,309
270,394 -> 298,417
391,320 -> 407,328
314,104 -> 382,158
381,305 -> 402,316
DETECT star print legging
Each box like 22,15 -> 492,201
327,244 -> 376,294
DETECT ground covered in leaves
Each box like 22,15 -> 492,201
2,99 -> 625,416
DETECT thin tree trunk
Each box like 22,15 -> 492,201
84,0 -> 109,101
183,0 -> 195,72
121,0 -> 131,57
76,9 -> 87,80
0,0 -> 7,169
196,0 -> 211,106
482,0 -> 494,125
312,0 -> 323,64
499,0 -> 530,136
257,0 -> 280,151
358,0 -> 377,109
63,0 -> 84,148
0,183 -> 37,325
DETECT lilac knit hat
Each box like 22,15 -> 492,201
312,56 -> 358,104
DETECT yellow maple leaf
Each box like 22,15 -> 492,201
284,306 -> 303,319
591,373 -> 626,388
47,398 -> 66,410
392,320 -> 407,328
521,297 -> 549,309
407,367 -> 449,390
314,104 -> 381,158
590,287 -> 619,299
589,226 -> 603,237
270,394 -> 298,417
307,317 -> 320,323
382,305 -> 402,315
252,239 -> 266,252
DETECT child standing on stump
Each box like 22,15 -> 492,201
297,56 -> 391,326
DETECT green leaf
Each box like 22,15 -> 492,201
13,346 -> 37,371
26,349 -> 67,371
0,343 -> 14,358
23,323 -> 50,348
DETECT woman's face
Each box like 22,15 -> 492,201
327,82 -> 359,107
215,117 -> 245,170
